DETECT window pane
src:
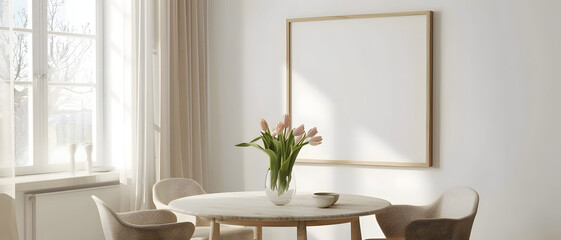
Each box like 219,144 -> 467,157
13,0 -> 31,29
0,31 -> 32,82
14,84 -> 32,167
48,86 -> 94,164
0,84 -> 9,169
48,34 -> 95,83
0,29 -> 9,170
47,0 -> 95,34
13,31 -> 32,82
0,0 -> 9,27
0,0 -> 32,28
0,31 -> 9,82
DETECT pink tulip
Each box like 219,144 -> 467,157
294,135 -> 304,143
273,122 -> 284,136
306,127 -> 318,139
310,141 -> 322,146
309,136 -> 323,146
282,114 -> 290,127
259,119 -> 269,132
292,124 -> 305,136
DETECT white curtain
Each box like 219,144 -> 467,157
119,0 -> 208,211
0,0 -> 15,199
0,58 -> 15,198
119,0 -> 162,211
0,33 -> 15,199
0,1 -> 19,239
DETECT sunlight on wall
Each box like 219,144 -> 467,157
291,71 -> 334,160
353,127 -> 412,163
290,61 -> 435,205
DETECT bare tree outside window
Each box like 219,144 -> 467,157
47,0 -> 96,164
3,2 -> 34,167
4,0 -> 97,167
48,0 -> 94,84
0,32 -> 9,85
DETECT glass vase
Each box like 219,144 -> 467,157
265,169 -> 296,206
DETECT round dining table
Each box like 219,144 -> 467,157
169,191 -> 391,240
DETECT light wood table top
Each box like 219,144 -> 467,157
169,191 -> 391,240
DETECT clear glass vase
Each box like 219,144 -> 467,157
265,169 -> 296,206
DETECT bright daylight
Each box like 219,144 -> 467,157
1,0 -> 560,240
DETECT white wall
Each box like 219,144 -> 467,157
207,1 -> 561,239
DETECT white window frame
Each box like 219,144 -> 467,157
11,0 -> 103,175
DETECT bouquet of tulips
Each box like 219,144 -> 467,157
236,114 -> 322,196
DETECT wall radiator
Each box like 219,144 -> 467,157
24,184 -> 120,240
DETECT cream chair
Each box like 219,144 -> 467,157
0,193 -> 19,240
153,178 -> 255,240
92,195 -> 195,240
368,187 -> 479,240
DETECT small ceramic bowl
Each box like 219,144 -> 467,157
313,195 -> 336,208
314,192 -> 340,204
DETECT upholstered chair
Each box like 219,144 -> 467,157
92,195 -> 195,240
368,187 -> 479,240
153,178 -> 255,240
0,193 -> 19,240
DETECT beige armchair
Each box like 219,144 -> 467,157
368,187 -> 479,240
0,193 -> 19,240
92,195 -> 195,240
153,178 -> 255,240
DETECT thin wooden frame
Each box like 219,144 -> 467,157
287,11 -> 433,167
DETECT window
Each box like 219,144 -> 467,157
0,0 -> 102,175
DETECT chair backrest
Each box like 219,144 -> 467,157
376,187 -> 479,240
152,178 -> 206,208
92,195 -> 195,240
0,193 -> 19,240
436,187 -> 479,219
92,195 -> 129,240
434,187 -> 479,240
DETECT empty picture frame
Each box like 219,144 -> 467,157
287,11 -> 433,167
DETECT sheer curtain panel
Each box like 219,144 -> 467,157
0,0 -> 18,238
0,0 -> 15,197
119,0 -> 163,211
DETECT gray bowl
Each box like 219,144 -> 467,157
313,192 -> 339,204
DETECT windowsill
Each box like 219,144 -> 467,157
15,170 -> 120,193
